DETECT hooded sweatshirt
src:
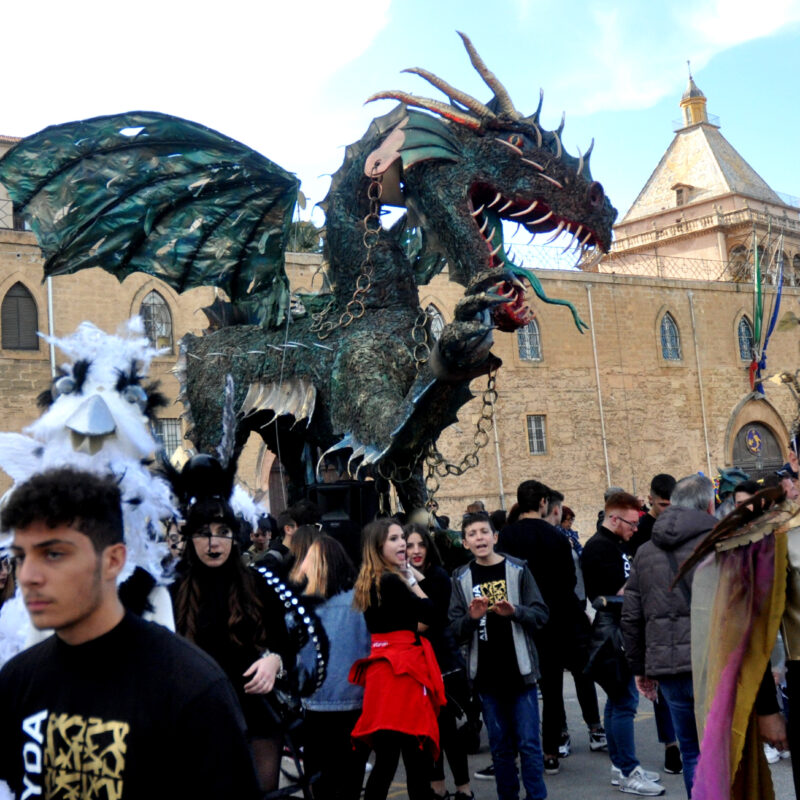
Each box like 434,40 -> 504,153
621,505 -> 716,677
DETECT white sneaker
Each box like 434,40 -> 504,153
764,743 -> 781,764
611,766 -> 660,786
617,766 -> 665,796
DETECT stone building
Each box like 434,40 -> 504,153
1,76 -> 799,535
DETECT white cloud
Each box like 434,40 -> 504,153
555,0 -> 800,114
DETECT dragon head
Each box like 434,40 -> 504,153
365,31 -> 617,333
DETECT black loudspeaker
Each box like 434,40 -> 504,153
303,481 -> 380,566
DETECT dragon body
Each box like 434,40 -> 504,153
0,34 -> 616,508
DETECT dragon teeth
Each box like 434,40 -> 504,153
498,200 -> 513,213
489,242 -> 503,258
470,204 -> 485,217
479,217 -> 489,234
487,192 -> 502,208
543,221 -> 565,244
580,230 -> 592,247
530,210 -> 553,225
510,200 -> 539,218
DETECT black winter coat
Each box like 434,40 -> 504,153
620,505 -> 716,677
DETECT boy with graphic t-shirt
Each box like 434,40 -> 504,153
449,512 -> 550,800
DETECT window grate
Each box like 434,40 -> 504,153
526,415 -> 547,455
517,319 -> 542,361
660,313 -> 682,361
153,418 -> 182,456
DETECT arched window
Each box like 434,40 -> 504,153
737,316 -> 754,361
729,245 -> 749,282
516,319 -> 542,361
140,290 -> 173,350
425,304 -> 445,341
660,313 -> 682,361
792,253 -> 800,287
1,282 -> 38,350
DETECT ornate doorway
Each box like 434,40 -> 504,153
731,422 -> 783,480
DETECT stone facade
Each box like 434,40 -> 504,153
2,80 -> 799,540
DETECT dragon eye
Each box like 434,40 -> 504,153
122,384 -> 148,410
508,134 -> 523,148
52,376 -> 76,399
587,181 -> 605,210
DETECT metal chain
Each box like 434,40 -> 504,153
411,309 -> 431,372
425,368 -> 498,508
311,172 -> 382,340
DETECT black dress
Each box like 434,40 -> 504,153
173,558 -> 291,737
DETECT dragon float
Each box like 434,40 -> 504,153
0,33 -> 616,508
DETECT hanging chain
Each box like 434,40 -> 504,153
425,368 -> 497,507
311,171 -> 382,340
411,309 -> 431,372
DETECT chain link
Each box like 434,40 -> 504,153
411,309 -> 431,372
425,368 -> 497,509
310,172 -> 382,340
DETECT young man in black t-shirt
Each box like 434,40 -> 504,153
449,512 -> 549,800
0,467 -> 260,800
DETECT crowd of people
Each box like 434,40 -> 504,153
0,457 -> 797,800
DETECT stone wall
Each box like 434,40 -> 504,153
1,228 -> 798,541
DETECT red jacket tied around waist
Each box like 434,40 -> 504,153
349,629 -> 446,758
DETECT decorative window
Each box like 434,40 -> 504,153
1,282 -> 38,350
737,316 -> 754,361
153,418 -> 182,456
140,290 -> 173,350
526,414 -> 547,455
676,188 -> 686,206
729,245 -> 749,281
425,304 -> 445,341
517,319 -> 542,361
660,313 -> 682,361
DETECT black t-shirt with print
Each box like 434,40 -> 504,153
469,560 -> 523,693
0,612 -> 260,800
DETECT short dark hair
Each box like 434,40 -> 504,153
650,474 -> 676,501
734,479 -> 761,496
2,468 -> 123,552
545,489 -> 564,517
276,510 -> 297,532
461,510 -> 494,537
517,480 -> 550,514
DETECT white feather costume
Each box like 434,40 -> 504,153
0,317 -> 179,667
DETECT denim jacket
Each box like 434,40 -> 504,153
302,588 -> 371,711
449,555 -> 549,687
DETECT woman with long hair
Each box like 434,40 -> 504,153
172,498 -> 290,793
297,535 -> 371,800
287,523 -> 322,586
349,518 -> 446,800
405,523 -> 474,800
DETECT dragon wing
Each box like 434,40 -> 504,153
0,111 -> 299,328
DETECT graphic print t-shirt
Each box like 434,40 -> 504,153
0,613 -> 259,800
469,560 -> 523,692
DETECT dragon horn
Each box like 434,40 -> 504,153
402,68 -> 496,119
365,91 -> 483,130
457,31 -> 521,119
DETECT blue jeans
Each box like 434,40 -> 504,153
480,686 -> 547,800
658,674 -> 700,797
604,675 -> 639,776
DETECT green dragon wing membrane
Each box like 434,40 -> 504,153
0,112 -> 299,327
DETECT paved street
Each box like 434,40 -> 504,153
376,673 -> 795,799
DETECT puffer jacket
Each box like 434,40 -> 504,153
621,505 -> 716,677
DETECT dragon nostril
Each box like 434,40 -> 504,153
587,181 -> 605,210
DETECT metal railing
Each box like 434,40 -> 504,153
0,199 -> 13,230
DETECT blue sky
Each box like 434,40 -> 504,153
4,0 -> 800,229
